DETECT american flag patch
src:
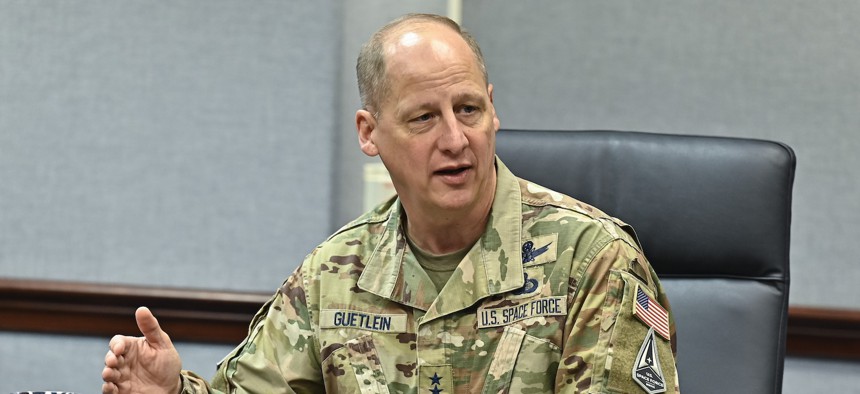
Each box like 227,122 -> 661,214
634,284 -> 671,340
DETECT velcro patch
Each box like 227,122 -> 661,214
477,296 -> 566,328
633,328 -> 667,393
319,309 -> 407,333
420,364 -> 453,394
632,284 -> 670,340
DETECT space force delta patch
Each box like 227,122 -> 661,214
633,328 -> 667,393
477,296 -> 567,328
319,310 -> 407,333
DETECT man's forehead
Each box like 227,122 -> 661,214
384,22 -> 461,54
396,31 -> 423,48
385,47 -> 483,101
374,20 -> 487,111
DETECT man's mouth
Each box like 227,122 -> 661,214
435,166 -> 470,176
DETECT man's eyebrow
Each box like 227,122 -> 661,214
454,91 -> 486,102
396,101 -> 435,118
396,91 -> 487,118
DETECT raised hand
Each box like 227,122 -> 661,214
102,306 -> 183,394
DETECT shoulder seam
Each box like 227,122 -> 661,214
522,196 -> 609,224
327,211 -> 390,241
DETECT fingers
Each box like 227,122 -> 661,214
135,306 -> 172,350
108,334 -> 128,356
102,364 -> 120,381
103,348 -> 123,392
104,348 -> 120,368
102,381 -> 117,394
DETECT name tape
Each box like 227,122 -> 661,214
319,309 -> 407,333
477,296 -> 567,328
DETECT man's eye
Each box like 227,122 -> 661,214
461,105 -> 479,114
413,113 -> 433,122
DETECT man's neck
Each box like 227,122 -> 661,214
405,206 -> 491,255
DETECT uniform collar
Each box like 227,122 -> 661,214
357,157 -> 524,321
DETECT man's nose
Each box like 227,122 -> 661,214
437,113 -> 469,153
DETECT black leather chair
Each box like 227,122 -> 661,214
496,129 -> 795,394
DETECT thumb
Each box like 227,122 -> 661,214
135,306 -> 173,350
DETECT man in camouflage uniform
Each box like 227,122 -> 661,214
103,13 -> 679,394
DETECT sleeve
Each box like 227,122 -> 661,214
179,262 -> 324,394
555,237 -> 679,394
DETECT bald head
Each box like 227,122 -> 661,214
356,14 -> 488,116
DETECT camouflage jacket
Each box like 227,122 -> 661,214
181,158 -> 679,393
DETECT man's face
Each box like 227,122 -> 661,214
357,24 -> 500,218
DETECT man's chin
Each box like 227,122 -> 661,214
430,191 -> 479,212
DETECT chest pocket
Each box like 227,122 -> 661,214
321,334 -> 391,394
482,326 -> 561,394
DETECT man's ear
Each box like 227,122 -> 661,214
488,83 -> 500,132
356,109 -> 379,157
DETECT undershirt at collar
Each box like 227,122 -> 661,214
405,235 -> 470,292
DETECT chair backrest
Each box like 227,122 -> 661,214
496,129 -> 795,394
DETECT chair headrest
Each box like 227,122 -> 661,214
495,129 -> 796,280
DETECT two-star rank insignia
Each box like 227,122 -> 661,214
421,365 -> 451,393
632,328 -> 667,393
429,372 -> 443,393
